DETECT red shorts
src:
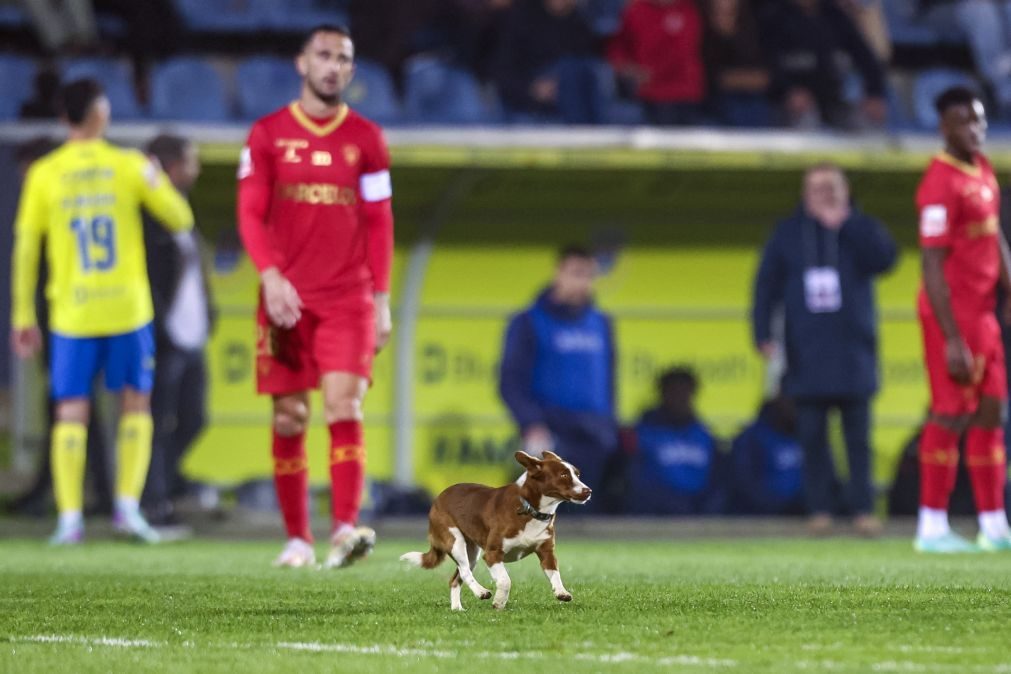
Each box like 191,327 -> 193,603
920,304 -> 1007,416
256,288 -> 375,395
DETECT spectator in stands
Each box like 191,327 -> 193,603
759,0 -> 887,129
19,66 -> 60,120
837,0 -> 891,64
626,366 -> 727,515
493,0 -> 604,124
729,394 -> 806,515
142,134 -> 214,527
351,0 -> 451,86
752,162 -> 897,536
921,1 -> 1011,115
608,0 -> 706,126
499,244 -> 617,503
21,0 -> 97,52
702,0 -> 771,127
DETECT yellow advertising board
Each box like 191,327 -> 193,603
185,244 -> 926,498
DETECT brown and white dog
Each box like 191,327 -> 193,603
400,450 -> 591,611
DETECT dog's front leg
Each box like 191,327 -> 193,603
536,539 -> 572,602
484,543 -> 512,610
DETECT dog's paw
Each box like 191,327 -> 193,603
451,605 -> 466,612
555,592 -> 573,602
493,601 -> 508,610
478,589 -> 492,600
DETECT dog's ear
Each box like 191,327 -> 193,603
515,451 -> 543,473
542,450 -> 563,463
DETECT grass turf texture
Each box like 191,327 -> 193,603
2,537 -> 1010,673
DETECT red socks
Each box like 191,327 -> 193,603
966,427 -> 1007,513
329,420 -> 365,529
272,431 -> 312,542
919,422 -> 960,510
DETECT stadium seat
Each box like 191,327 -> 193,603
0,3 -> 28,28
236,56 -> 302,120
60,58 -> 143,119
343,59 -> 402,125
586,0 -> 627,36
150,57 -> 231,121
882,0 -> 965,47
174,0 -> 263,33
261,0 -> 348,32
0,54 -> 36,120
404,57 -> 498,125
912,69 -> 978,129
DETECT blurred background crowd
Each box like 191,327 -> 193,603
0,0 -> 1009,131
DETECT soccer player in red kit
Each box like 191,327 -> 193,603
915,86 -> 1011,553
237,24 -> 394,568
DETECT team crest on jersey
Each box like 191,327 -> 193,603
343,144 -> 360,166
311,151 -> 332,166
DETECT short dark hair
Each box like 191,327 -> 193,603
146,133 -> 191,170
557,244 -> 594,264
659,366 -> 699,394
301,23 -> 352,51
59,78 -> 104,125
935,86 -> 979,117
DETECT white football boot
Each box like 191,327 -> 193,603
273,538 -> 317,568
323,526 -> 376,569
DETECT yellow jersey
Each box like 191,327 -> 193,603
11,139 -> 193,337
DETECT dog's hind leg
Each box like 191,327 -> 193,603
448,527 -> 490,601
536,539 -> 572,602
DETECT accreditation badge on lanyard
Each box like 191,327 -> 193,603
802,219 -> 842,313
804,267 -> 842,313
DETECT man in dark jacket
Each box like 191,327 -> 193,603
759,0 -> 887,129
752,163 -> 897,535
499,244 -> 617,503
142,134 -> 214,525
493,0 -> 604,123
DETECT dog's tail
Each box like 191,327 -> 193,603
400,547 -> 445,569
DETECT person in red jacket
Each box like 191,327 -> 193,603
237,24 -> 395,570
607,0 -> 706,125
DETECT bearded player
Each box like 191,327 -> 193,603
237,24 -> 394,568
915,86 -> 1011,553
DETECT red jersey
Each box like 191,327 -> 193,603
237,102 -> 393,305
916,152 -> 1001,319
607,0 -> 705,103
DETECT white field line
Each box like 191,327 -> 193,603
9,634 -> 736,668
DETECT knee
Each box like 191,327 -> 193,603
274,400 -> 309,437
324,394 -> 363,423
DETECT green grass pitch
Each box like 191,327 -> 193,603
2,536 -> 1010,673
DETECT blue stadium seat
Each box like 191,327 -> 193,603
912,69 -> 978,129
261,0 -> 348,32
586,0 -> 627,36
0,3 -> 28,28
61,58 -> 143,119
150,57 -> 231,121
0,54 -> 36,120
343,59 -> 402,125
404,58 -> 498,125
236,56 -> 302,120
174,0 -> 263,33
882,0 -> 966,47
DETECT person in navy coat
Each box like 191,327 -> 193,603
752,162 -> 897,535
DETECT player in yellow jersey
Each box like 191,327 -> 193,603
10,79 -> 194,544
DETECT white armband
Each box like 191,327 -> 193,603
360,170 -> 392,202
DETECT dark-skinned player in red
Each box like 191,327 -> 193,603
915,86 -> 1011,553
237,24 -> 394,568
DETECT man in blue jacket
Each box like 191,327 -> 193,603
499,244 -> 617,503
752,163 -> 898,535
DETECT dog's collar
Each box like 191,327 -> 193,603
517,497 -> 554,522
